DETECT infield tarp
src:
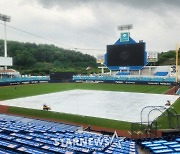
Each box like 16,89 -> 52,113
0,90 -> 179,123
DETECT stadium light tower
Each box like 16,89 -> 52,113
117,24 -> 133,31
0,13 -> 11,69
117,24 -> 133,43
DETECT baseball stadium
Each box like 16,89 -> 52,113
0,19 -> 180,153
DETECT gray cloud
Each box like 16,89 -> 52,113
37,0 -> 180,10
116,0 -> 180,9
37,0 -> 91,9
1,0 -> 180,56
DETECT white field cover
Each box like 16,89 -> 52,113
0,90 -> 179,123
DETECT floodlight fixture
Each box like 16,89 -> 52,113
0,13 -> 11,22
117,24 -> 133,31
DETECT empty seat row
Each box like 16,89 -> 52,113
0,76 -> 49,83
73,75 -> 175,83
154,72 -> 168,76
0,113 -> 138,153
141,139 -> 180,153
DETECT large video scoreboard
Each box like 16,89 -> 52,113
107,43 -> 145,66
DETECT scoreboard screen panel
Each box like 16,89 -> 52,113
107,43 -> 145,66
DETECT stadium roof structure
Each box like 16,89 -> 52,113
114,36 -> 137,45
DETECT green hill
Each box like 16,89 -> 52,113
148,50 -> 179,66
0,40 -> 98,75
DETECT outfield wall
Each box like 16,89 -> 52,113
74,80 -> 176,86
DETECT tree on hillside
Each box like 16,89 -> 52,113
0,40 -> 98,75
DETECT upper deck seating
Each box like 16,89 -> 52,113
154,72 -> 168,76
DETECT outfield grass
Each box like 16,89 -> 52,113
8,106 -> 132,130
156,98 -> 180,129
0,83 -> 176,130
0,83 -> 170,100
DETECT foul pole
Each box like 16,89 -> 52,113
176,44 -> 179,83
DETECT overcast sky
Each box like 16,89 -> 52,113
0,0 -> 180,56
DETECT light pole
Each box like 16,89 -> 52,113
117,24 -> 133,31
117,24 -> 133,42
175,44 -> 179,84
0,13 -> 11,70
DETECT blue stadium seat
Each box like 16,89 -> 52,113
174,147 -> 180,152
0,113 -> 138,153
154,72 -> 168,76
0,139 -> 20,151
151,77 -> 164,82
116,76 -> 127,81
0,148 -> 17,154
116,72 -> 130,75
0,76 -> 49,84
13,138 -> 43,147
140,139 -> 180,153
41,145 -> 70,153
164,77 -> 176,83
127,77 -> 139,82
97,76 -> 107,81
106,76 -> 116,81
139,77 -> 151,82
152,148 -> 174,153
17,145 -> 51,154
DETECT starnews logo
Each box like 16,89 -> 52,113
51,131 -> 124,148
51,137 -> 123,147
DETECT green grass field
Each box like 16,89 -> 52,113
0,83 -> 179,130
0,83 -> 169,100
8,106 -> 132,130
156,99 -> 180,129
